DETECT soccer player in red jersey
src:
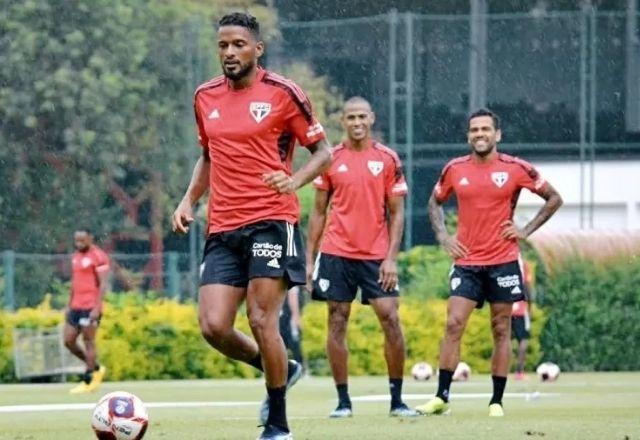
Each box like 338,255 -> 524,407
171,13 -> 331,440
416,109 -> 562,417
65,228 -> 109,394
306,97 -> 417,418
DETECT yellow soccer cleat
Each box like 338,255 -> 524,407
69,382 -> 91,394
415,397 -> 450,415
85,366 -> 106,392
489,403 -> 505,417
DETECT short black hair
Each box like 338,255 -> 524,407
75,227 -> 93,236
468,108 -> 500,130
219,12 -> 260,39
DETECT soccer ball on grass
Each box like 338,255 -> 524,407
92,391 -> 149,440
536,362 -> 561,382
452,361 -> 471,381
411,362 -> 433,381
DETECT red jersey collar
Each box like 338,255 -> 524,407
343,138 -> 374,151
225,66 -> 266,92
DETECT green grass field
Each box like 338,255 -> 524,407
0,372 -> 638,439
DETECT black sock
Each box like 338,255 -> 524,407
266,386 -> 288,431
490,375 -> 507,405
336,383 -> 351,408
436,369 -> 454,403
94,363 -> 100,372
247,354 -> 264,372
83,371 -> 93,384
389,378 -> 403,408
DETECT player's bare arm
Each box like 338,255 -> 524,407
427,193 -> 469,259
90,270 -> 109,322
500,183 -> 563,240
305,189 -> 330,289
172,149 -> 211,234
379,196 -> 404,292
263,137 -> 332,194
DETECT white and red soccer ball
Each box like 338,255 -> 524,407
452,362 -> 471,381
536,362 -> 561,382
411,362 -> 434,380
91,391 -> 149,440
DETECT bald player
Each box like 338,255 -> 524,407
306,97 -> 417,418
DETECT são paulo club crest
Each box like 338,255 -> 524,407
491,171 -> 509,188
367,160 -> 384,176
250,102 -> 271,123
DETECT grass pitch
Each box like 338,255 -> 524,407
0,372 -> 638,439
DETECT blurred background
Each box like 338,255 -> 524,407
0,0 -> 639,380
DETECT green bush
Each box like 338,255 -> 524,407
0,295 -> 546,381
397,245 -> 451,300
539,257 -> 640,371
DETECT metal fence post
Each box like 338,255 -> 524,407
166,252 -> 180,300
404,12 -> 415,249
3,250 -> 15,311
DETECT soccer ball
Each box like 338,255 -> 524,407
452,362 -> 471,381
411,362 -> 433,381
536,362 -> 561,382
91,391 -> 149,440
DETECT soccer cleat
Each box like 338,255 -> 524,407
329,405 -> 353,418
258,360 -> 304,425
69,382 -> 91,394
256,424 -> 293,440
88,365 -> 107,391
489,403 -> 504,417
389,403 -> 419,417
415,397 -> 450,415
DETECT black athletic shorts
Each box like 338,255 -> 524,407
511,315 -> 531,341
200,220 -> 306,289
66,309 -> 101,328
449,260 -> 525,308
311,253 -> 399,305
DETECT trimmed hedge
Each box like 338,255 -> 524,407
539,257 -> 640,371
0,294 -> 545,382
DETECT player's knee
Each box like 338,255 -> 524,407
328,313 -> 349,336
63,337 -> 76,349
200,317 -> 232,341
378,310 -> 401,332
491,317 -> 510,340
247,309 -> 273,336
445,315 -> 466,338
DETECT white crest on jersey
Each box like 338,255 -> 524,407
367,160 -> 384,176
249,102 -> 271,123
491,171 -> 509,188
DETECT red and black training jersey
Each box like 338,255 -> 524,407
194,68 -> 326,234
70,245 -> 110,309
433,153 -> 547,265
313,140 -> 408,260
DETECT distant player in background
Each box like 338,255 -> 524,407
279,286 -> 305,368
512,260 -> 534,380
416,109 -> 562,417
307,97 -> 417,418
64,228 -> 109,394
171,12 -> 331,440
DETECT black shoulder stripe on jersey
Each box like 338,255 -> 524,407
262,78 -> 313,123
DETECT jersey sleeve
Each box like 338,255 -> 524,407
93,249 -> 110,274
385,154 -> 408,198
433,163 -> 455,203
193,95 -> 209,149
514,158 -> 547,195
312,171 -> 331,192
281,84 -> 326,147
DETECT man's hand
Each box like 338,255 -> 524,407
172,200 -> 194,234
89,307 -> 101,322
305,259 -> 314,292
500,220 -> 528,240
439,234 -> 469,260
263,171 -> 297,194
378,258 -> 399,292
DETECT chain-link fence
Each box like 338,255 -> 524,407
1,250 -> 198,311
277,9 -> 640,244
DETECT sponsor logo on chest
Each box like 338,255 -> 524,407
250,102 -> 271,123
